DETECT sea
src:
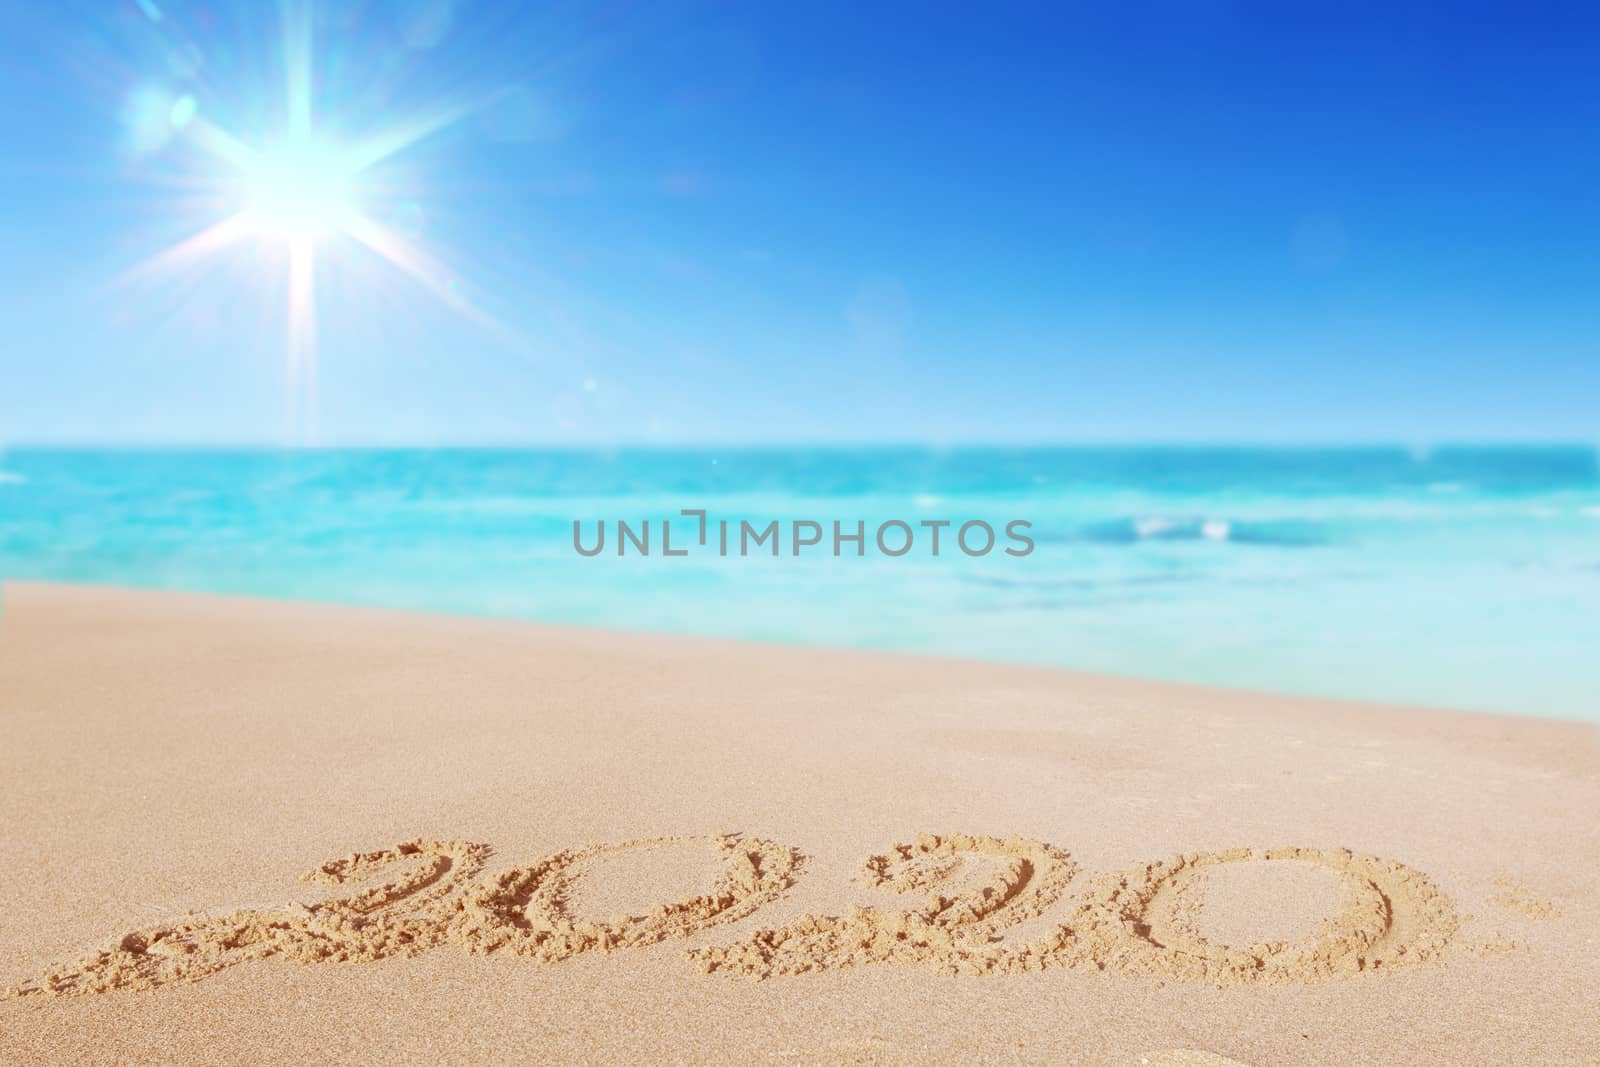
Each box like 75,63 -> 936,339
2,446 -> 1597,720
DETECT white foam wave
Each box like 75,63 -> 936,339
1134,516 -> 1176,538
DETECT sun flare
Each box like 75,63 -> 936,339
116,0 -> 496,441
238,139 -> 359,242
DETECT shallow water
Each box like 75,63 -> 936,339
2,446 -> 1597,719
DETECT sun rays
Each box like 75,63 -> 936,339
117,0 -> 497,439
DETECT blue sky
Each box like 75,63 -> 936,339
1,1 -> 1597,444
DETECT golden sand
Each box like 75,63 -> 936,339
5,840 -> 490,998
5,837 -> 1466,996
450,835 -> 803,961
1,582 -> 1596,1064
1490,877 -> 1562,920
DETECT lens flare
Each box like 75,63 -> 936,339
117,0 -> 499,441
238,139 -> 357,242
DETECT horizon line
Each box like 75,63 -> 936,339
3,439 -> 1598,453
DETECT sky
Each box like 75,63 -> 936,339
0,0 -> 1597,445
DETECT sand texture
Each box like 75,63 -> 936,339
1,582 -> 1597,1064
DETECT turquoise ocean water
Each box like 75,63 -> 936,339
1,447 -> 1596,719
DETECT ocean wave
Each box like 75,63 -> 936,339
961,572 -> 1198,592
0,470 -> 26,486
1061,516 -> 1330,548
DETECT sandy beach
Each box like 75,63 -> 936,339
1,580 -> 1596,1065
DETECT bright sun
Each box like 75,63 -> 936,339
119,0 -> 494,441
238,138 -> 359,242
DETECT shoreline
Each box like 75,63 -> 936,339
5,577 -> 1593,730
2,580 -> 1596,1064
